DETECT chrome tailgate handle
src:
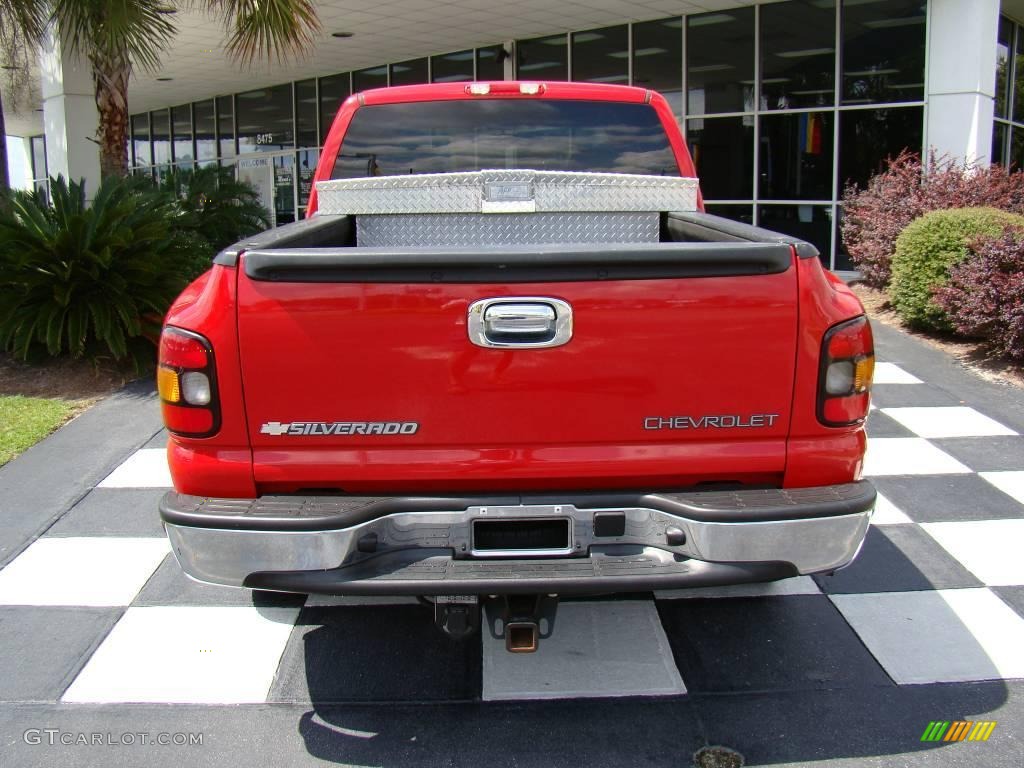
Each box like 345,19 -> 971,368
468,298 -> 573,348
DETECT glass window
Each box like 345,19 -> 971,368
996,17 -> 1013,119
759,204 -> 832,265
686,116 -> 754,200
390,58 -> 428,86
151,109 -> 171,166
318,74 -> 349,143
217,96 -> 235,157
295,79 -> 318,149
842,0 -> 926,105
838,106 -> 923,190
237,84 -> 294,153
993,122 -> 1008,167
704,203 -> 753,225
1014,30 -> 1024,123
273,154 -> 296,226
632,18 -> 682,114
431,50 -> 474,83
517,34 -> 568,81
1012,127 -> 1024,170
835,207 -> 855,270
171,104 -> 193,163
130,114 -> 150,167
571,25 -> 628,84
687,7 -> 754,115
30,135 -> 47,179
194,100 -> 216,161
476,45 -> 505,80
297,148 -> 319,210
761,0 -> 835,110
352,66 -> 387,92
332,100 -> 677,178
759,112 -> 834,201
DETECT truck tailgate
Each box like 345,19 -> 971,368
235,243 -> 798,493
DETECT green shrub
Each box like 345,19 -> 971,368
159,166 -> 270,259
0,175 -> 203,368
890,207 -> 1024,331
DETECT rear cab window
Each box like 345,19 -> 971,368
331,99 -> 679,178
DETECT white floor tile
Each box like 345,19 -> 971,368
980,471 -> 1024,507
655,575 -> 821,600
872,363 -> 922,385
0,538 -> 168,607
482,600 -> 685,700
862,438 -> 971,477
870,493 -> 913,525
63,606 -> 299,703
922,520 -> 1024,587
882,407 -> 1017,439
98,449 -> 172,488
832,589 -> 1024,684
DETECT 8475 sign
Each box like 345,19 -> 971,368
254,133 -> 275,145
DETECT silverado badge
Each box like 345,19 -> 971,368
260,421 -> 419,436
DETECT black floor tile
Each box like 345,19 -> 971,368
268,605 -> 480,703
814,525 -> 982,594
930,436 -> 1024,473
866,410 -> 916,438
133,554 -> 306,608
0,607 -> 121,702
994,586 -> 1024,621
871,384 -> 962,408
656,595 -> 892,693
47,489 -> 167,538
871,474 -> 1024,522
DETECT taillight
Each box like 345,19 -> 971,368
158,327 -> 220,438
818,316 -> 874,427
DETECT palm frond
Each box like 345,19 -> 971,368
204,0 -> 320,65
51,0 -> 177,72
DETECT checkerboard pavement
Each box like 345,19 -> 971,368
1,356 -> 1023,718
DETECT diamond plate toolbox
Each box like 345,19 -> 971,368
317,169 -> 697,247
315,169 -> 699,215
356,212 -> 660,247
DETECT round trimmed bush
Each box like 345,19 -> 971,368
935,228 -> 1024,361
890,207 -> 1024,331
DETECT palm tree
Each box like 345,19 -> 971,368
0,0 -> 47,194
48,0 -> 321,179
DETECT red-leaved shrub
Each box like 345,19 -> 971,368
935,227 -> 1024,361
842,151 -> 1024,288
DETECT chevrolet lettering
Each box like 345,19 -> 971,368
644,414 -> 781,430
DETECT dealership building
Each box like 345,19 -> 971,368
6,0 -> 1024,268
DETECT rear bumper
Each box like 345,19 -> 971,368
160,482 -> 874,595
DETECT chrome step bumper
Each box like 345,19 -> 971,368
160,482 -> 875,595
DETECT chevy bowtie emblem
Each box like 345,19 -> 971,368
260,422 -> 291,436
260,421 -> 419,436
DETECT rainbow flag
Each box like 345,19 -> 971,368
799,113 -> 823,155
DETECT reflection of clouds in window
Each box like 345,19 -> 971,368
333,100 -> 676,177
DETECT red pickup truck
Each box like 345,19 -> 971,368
158,82 -> 875,651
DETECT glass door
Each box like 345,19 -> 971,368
236,152 -> 296,228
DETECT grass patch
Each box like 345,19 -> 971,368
0,395 -> 76,466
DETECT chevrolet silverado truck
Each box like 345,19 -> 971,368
158,81 -> 875,652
